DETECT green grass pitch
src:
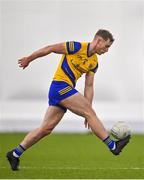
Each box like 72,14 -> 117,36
0,133 -> 144,179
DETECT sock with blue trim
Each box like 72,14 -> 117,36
103,136 -> 116,150
13,144 -> 25,158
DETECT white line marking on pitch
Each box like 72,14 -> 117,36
1,167 -> 144,170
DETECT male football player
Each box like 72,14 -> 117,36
7,29 -> 130,171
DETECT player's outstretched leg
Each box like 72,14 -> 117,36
110,135 -> 131,155
6,106 -> 65,171
60,93 -> 131,155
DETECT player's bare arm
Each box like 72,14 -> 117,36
84,72 -> 94,128
18,43 -> 66,69
84,72 -> 94,103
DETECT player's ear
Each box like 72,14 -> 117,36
97,36 -> 104,45
97,37 -> 103,46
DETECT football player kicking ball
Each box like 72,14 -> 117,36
6,29 -> 131,171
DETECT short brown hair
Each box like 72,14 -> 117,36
94,29 -> 114,43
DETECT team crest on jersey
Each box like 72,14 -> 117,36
88,64 -> 93,69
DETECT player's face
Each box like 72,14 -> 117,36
96,38 -> 113,55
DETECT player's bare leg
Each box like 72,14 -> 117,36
60,92 -> 130,154
20,106 -> 65,149
6,106 -> 65,170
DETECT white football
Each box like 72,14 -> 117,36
111,121 -> 131,140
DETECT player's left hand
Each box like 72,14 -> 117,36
84,119 -> 90,129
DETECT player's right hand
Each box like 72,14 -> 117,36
18,57 -> 30,69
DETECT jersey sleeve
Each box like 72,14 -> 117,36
89,63 -> 98,74
65,41 -> 81,54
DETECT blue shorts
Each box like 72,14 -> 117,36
48,81 -> 78,112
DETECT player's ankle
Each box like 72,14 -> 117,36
13,144 -> 25,158
103,136 -> 116,150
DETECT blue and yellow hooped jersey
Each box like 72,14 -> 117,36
53,41 -> 98,87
